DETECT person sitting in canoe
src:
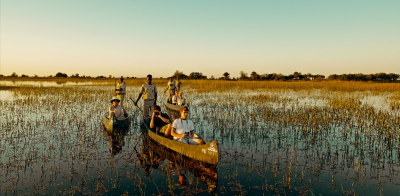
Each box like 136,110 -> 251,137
171,106 -> 203,145
109,96 -> 124,120
171,91 -> 179,105
177,92 -> 186,106
150,105 -> 171,133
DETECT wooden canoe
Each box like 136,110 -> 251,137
165,102 -> 186,112
102,111 -> 131,132
142,118 -> 219,165
144,136 -> 218,193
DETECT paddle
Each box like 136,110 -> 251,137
130,97 -> 143,114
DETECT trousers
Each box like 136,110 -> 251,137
143,99 -> 154,119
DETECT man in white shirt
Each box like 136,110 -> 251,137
171,91 -> 179,105
177,92 -> 186,106
135,75 -> 157,119
164,77 -> 176,104
171,106 -> 203,145
115,76 -> 127,108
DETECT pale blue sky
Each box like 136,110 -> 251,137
1,0 -> 399,78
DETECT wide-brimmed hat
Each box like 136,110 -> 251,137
111,96 -> 120,103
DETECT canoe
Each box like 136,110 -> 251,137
165,102 -> 186,112
142,118 -> 219,165
102,111 -> 131,132
143,136 -> 218,193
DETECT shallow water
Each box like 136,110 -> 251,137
0,85 -> 399,195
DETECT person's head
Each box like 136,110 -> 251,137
169,77 -> 173,82
180,106 -> 189,119
178,92 -> 183,98
153,105 -> 161,113
111,96 -> 120,106
120,76 -> 124,82
147,74 -> 152,84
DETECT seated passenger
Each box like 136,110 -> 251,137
171,106 -> 203,145
109,96 -> 124,120
172,91 -> 179,105
150,105 -> 171,134
177,92 -> 186,106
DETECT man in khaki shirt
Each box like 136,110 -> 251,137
116,76 -> 127,108
164,77 -> 176,103
135,75 -> 157,119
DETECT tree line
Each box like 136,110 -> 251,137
2,71 -> 399,82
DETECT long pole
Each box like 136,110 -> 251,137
130,98 -> 143,114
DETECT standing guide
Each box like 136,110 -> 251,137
115,76 -> 126,108
176,78 -> 182,92
164,77 -> 176,104
135,75 -> 157,119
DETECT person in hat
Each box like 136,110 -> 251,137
177,92 -> 186,106
109,96 -> 124,120
135,74 -> 157,119
171,106 -> 203,145
164,77 -> 176,104
115,76 -> 127,108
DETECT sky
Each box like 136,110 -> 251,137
1,0 -> 399,78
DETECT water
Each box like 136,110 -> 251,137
0,85 -> 399,195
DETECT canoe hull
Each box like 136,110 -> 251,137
102,112 -> 131,133
142,119 -> 218,165
165,102 -> 185,112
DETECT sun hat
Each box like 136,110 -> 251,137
180,106 -> 189,113
111,96 -> 120,103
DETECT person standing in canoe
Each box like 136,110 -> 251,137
171,106 -> 203,145
176,78 -> 182,92
164,77 -> 176,104
135,74 -> 157,119
109,96 -> 124,120
115,76 -> 126,108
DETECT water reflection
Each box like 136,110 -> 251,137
140,136 -> 218,194
0,81 -> 103,87
103,126 -> 130,157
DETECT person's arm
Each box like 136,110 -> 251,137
159,113 -> 170,124
135,86 -> 144,105
171,128 -> 189,138
135,93 -> 142,105
150,112 -> 155,128
154,85 -> 157,104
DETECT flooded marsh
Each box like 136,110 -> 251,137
1,82 -> 400,195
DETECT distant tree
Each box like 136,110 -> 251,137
250,71 -> 259,80
10,72 -> 18,77
48,75 -> 53,77
21,74 -> 28,77
189,72 -> 207,80
96,76 -> 105,78
174,70 -> 186,79
55,72 -> 68,77
210,75 -> 214,80
34,74 -> 38,77
239,71 -> 248,80
109,75 -> 112,78
223,72 -> 230,80
0,75 -> 4,77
